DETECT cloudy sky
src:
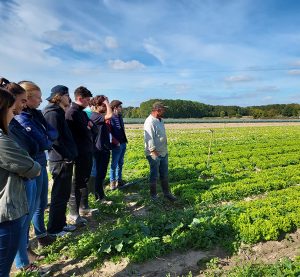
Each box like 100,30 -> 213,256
1,0 -> 300,107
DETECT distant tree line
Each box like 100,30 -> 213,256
122,99 -> 300,119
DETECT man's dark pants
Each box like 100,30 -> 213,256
94,150 -> 110,199
69,152 -> 93,216
47,161 -> 73,234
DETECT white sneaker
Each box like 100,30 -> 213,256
63,224 -> 77,232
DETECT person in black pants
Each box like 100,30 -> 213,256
90,95 -> 113,200
43,85 -> 78,236
65,86 -> 95,225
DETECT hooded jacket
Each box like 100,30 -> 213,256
0,129 -> 41,223
8,118 -> 39,159
15,108 -> 58,166
43,103 -> 78,162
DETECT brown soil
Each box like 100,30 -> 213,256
85,230 -> 300,277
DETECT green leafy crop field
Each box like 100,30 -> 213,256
37,125 -> 300,276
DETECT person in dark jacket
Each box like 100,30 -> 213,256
5,82 -> 44,272
43,85 -> 78,236
65,86 -> 95,225
90,95 -> 113,200
0,87 -> 41,277
108,100 -> 128,189
17,81 -> 58,248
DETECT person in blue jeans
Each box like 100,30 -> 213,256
143,101 -> 176,201
108,100 -> 128,190
90,95 -> 113,200
5,82 -> 43,271
17,81 -> 58,248
0,87 -> 41,277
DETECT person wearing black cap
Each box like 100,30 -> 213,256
65,86 -> 95,225
144,101 -> 177,201
43,85 -> 78,236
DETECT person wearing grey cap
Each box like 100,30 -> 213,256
143,101 -> 177,201
43,85 -> 78,236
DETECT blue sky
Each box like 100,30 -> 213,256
1,0 -> 300,107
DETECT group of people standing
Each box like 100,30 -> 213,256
0,76 -> 176,277
0,78 -> 127,276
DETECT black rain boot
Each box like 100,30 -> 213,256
150,182 -> 158,201
161,179 -> 177,202
79,187 -> 98,216
79,188 -> 90,210
87,176 -> 95,195
68,189 -> 79,218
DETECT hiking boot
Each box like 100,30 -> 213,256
164,193 -> 177,202
37,235 -> 56,248
68,214 -> 88,226
20,263 -> 51,276
110,181 -> 117,190
27,247 -> 45,262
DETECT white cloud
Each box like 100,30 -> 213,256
105,36 -> 118,49
288,70 -> 300,75
143,38 -> 165,64
44,30 -> 102,54
0,0 -> 61,67
224,75 -> 254,82
108,59 -> 145,70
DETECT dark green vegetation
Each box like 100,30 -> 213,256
204,257 -> 300,277
24,126 -> 300,276
123,98 -> 300,119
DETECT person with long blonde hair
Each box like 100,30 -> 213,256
16,81 -> 58,247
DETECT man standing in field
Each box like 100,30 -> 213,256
65,86 -> 95,225
144,101 -> 176,201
